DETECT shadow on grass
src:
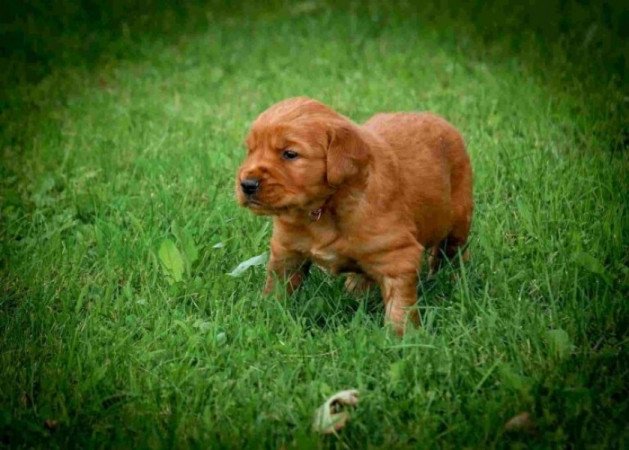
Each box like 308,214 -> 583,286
287,258 -> 477,334
2,0 -> 625,165
2,0 -> 625,92
287,270 -> 366,332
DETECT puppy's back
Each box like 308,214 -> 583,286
364,111 -> 469,186
363,112 -> 472,246
364,112 -> 464,162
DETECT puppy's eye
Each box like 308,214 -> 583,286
281,149 -> 299,160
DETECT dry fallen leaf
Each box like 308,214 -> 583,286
44,419 -> 59,431
20,392 -> 31,408
312,389 -> 359,434
504,412 -> 535,433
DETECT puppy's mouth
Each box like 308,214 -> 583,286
243,198 -> 286,215
244,199 -> 265,209
237,182 -> 324,216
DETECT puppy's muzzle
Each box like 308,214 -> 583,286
240,178 -> 260,197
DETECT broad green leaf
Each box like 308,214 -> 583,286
192,320 -> 211,332
574,252 -> 611,285
545,328 -> 573,359
227,252 -> 268,277
181,228 -> 199,267
215,332 -> 227,346
389,361 -> 405,384
158,239 -> 184,284
170,221 -> 198,272
498,363 -> 532,399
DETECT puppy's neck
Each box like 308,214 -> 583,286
276,182 -> 364,231
276,196 -> 335,226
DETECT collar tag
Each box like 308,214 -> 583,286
309,208 -> 323,222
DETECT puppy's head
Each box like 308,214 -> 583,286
236,97 -> 369,216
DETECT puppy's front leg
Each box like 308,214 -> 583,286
264,244 -> 309,296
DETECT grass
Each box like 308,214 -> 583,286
1,1 -> 627,448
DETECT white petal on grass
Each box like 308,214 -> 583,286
212,242 -> 225,249
312,389 -> 359,434
227,252 -> 268,277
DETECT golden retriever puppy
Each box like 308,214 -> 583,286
236,97 -> 473,335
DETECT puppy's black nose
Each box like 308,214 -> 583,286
240,178 -> 260,196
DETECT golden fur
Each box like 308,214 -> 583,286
236,97 -> 473,335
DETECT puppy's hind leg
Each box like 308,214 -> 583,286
427,235 -> 468,278
427,245 -> 443,278
344,273 -> 376,295
447,163 -> 473,263
369,241 -> 424,336
443,224 -> 471,263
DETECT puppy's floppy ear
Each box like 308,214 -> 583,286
326,121 -> 370,187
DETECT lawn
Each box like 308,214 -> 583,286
1,1 -> 627,448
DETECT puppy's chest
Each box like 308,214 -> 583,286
304,237 -> 361,275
